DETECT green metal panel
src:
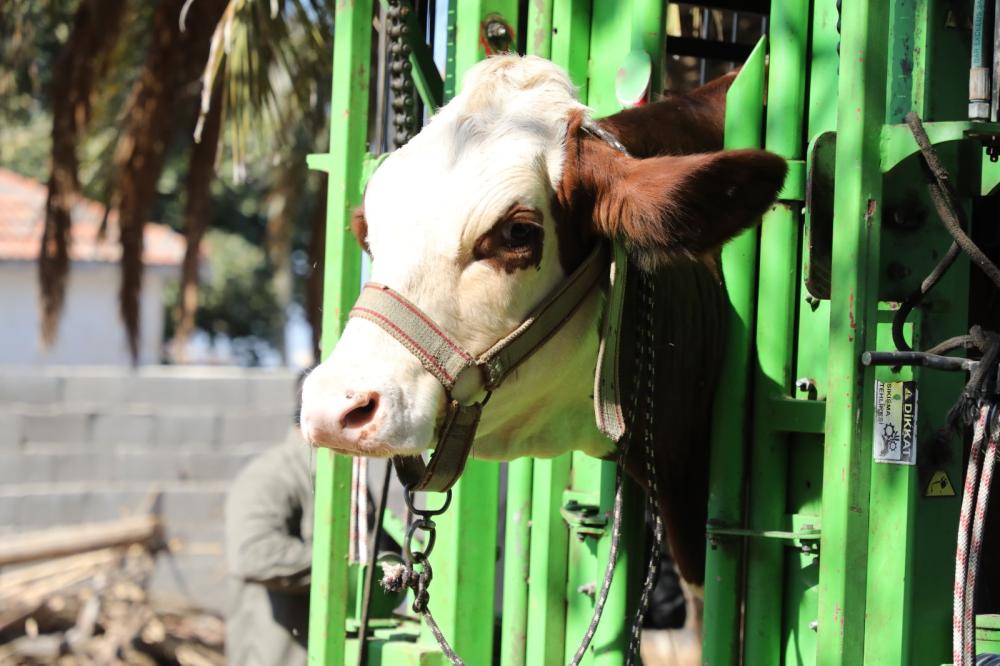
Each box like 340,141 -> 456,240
702,36 -> 767,666
307,1 -> 374,664
817,1 -> 890,663
743,1 -> 810,663
500,458 -> 533,666
526,456 -> 572,665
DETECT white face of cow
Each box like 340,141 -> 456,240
301,55 -> 786,461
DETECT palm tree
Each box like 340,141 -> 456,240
9,0 -> 333,363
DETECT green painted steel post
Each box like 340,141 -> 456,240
817,0 -> 890,662
526,456 -> 571,665
500,458 -> 534,666
307,1 -> 373,664
702,36 -> 767,666
743,0 -> 810,662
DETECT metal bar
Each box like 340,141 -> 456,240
307,1 -> 374,664
526,456 -> 571,666
550,0 -> 591,101
817,0 -> 890,662
527,0 -> 554,58
500,458 -> 533,666
702,35 -> 767,666
742,0 -> 809,662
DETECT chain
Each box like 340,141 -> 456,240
569,263 -> 660,666
386,0 -> 419,147
380,488 -> 465,665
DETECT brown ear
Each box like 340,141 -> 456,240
597,70 -> 738,157
601,149 -> 786,265
559,124 -> 786,269
350,207 -> 370,255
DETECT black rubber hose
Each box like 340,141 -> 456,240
905,112 -> 1000,291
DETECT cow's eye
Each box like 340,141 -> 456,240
501,222 -> 541,249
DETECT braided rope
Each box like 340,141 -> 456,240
626,271 -> 665,665
569,263 -> 652,666
966,407 -> 999,663
954,405 -> 990,666
381,556 -> 465,666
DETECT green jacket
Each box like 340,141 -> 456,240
225,430 -> 313,666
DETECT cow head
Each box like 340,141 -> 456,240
301,55 -> 785,460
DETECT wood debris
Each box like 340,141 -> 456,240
0,518 -> 225,665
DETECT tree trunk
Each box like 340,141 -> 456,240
39,0 -> 128,346
173,77 -> 224,363
111,0 -> 226,363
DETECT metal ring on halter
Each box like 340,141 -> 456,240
404,517 -> 437,563
403,487 -> 453,517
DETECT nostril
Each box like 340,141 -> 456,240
341,393 -> 380,429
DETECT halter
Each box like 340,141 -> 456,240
350,243 -> 608,491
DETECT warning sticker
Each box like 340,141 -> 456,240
926,470 -> 956,497
874,380 -> 918,465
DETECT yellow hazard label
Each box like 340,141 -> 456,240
926,470 -> 956,497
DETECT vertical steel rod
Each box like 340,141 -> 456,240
742,0 -> 809,662
817,0 -> 889,662
702,36 -> 767,666
307,1 -> 374,664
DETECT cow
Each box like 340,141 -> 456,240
300,54 -> 786,587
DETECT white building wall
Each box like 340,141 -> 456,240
0,261 -> 170,366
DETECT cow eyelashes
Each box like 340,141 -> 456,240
500,221 -> 542,249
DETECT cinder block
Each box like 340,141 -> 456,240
251,373 -> 299,409
0,454 -> 54,484
21,410 -> 91,445
0,412 -> 22,448
62,375 -> 128,406
182,451 -> 258,481
111,452 -> 183,481
155,413 -> 219,446
0,375 -> 63,404
131,377 -> 252,408
219,412 -> 293,446
92,412 -> 156,445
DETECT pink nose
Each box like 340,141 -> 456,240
303,390 -> 382,449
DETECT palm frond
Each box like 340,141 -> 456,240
196,0 -> 333,180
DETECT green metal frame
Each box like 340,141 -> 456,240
310,1 -> 998,664
703,0 -> 994,664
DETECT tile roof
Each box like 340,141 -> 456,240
0,167 -> 184,266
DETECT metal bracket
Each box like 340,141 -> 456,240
706,524 -> 821,554
560,492 -> 608,539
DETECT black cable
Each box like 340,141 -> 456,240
905,112 -> 1000,291
357,463 -> 393,666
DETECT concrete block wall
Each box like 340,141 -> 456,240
0,366 -> 300,612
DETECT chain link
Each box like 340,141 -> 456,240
386,0 -> 420,146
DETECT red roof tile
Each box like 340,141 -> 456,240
0,168 -> 184,266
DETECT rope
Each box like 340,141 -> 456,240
568,268 -> 664,666
968,408 -> 998,659
381,556 -> 465,666
954,406 -> 998,665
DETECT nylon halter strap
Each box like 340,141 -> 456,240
349,243 -> 608,492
